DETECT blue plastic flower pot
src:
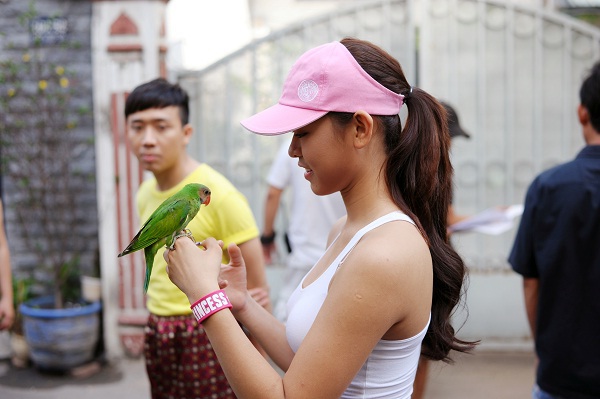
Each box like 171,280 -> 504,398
20,296 -> 102,371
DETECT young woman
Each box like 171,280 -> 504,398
164,37 -> 476,399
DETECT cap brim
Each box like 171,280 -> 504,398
240,103 -> 328,136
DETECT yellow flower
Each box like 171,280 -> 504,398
66,121 -> 76,129
22,53 -> 31,62
59,77 -> 69,88
55,66 -> 65,75
38,80 -> 48,90
7,88 -> 16,97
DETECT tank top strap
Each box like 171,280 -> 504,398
336,211 -> 415,268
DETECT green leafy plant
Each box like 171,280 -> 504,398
0,4 -> 92,309
11,275 -> 34,335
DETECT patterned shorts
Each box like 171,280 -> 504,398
145,313 -> 236,399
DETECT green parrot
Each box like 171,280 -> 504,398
118,183 -> 211,292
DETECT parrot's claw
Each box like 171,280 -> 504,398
167,230 -> 196,250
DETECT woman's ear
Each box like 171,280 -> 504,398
352,110 -> 374,149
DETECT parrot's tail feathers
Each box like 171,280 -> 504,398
143,246 -> 155,294
143,261 -> 152,293
118,246 -> 136,257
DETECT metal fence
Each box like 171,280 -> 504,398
420,0 -> 600,270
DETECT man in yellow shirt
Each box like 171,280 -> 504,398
125,78 -> 270,399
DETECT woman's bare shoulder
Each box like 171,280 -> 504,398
363,220 -> 429,267
337,220 -> 432,296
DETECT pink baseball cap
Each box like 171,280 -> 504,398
240,41 -> 405,136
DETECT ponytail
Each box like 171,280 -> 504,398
339,37 -> 477,361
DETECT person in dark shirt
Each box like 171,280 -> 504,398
508,61 -> 600,399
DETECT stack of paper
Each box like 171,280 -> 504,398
448,204 -> 524,235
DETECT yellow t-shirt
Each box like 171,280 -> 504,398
136,164 -> 259,316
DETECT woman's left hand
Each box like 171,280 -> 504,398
164,237 -> 223,303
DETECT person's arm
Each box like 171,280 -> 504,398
523,277 -> 539,337
0,200 -> 14,331
224,266 -> 294,371
238,237 -> 271,312
237,237 -> 273,359
262,185 -> 283,264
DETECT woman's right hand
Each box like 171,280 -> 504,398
164,237 -> 224,303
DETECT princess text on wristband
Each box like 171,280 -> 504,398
190,289 -> 233,324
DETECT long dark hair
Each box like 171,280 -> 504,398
333,37 -> 477,362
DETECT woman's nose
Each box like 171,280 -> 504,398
288,136 -> 300,158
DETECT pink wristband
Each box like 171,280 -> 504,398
190,289 -> 233,324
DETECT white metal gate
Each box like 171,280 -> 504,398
421,0 -> 600,270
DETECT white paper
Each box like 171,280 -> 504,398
448,204 -> 524,235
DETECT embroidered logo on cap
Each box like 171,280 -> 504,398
297,79 -> 319,102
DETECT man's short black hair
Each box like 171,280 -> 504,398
579,61 -> 600,133
125,78 -> 190,125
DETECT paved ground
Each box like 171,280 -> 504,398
0,349 -> 535,398
0,356 -> 149,399
425,350 -> 535,399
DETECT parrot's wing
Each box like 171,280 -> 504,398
119,197 -> 195,255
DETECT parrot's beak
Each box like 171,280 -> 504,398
204,195 -> 211,206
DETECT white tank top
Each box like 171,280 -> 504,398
286,211 -> 430,399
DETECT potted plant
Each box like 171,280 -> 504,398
10,275 -> 34,368
0,4 -> 100,371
